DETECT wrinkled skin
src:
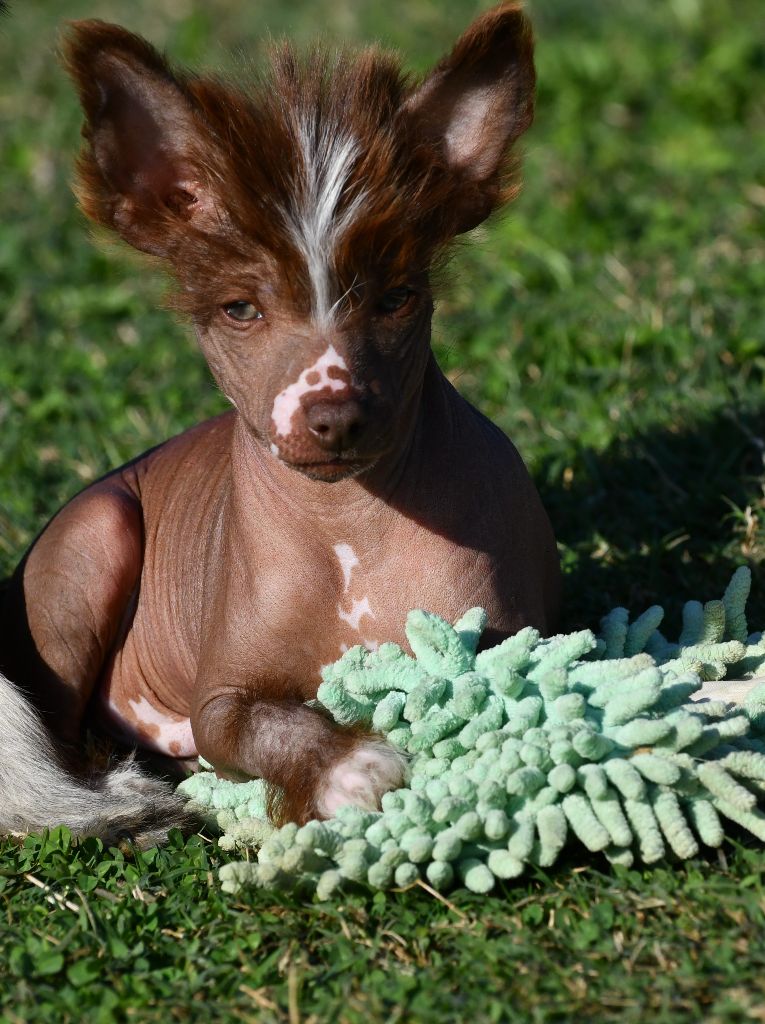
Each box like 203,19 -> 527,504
0,6 -> 561,823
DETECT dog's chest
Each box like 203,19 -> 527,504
96,507 -> 504,748
240,533 -> 497,697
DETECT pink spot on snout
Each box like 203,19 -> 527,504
271,345 -> 349,439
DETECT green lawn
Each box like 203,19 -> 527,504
1,0 -> 764,1020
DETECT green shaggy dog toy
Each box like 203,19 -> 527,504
179,568 -> 765,897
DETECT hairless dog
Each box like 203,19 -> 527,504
0,3 -> 560,842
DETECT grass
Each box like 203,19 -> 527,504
3,829 -> 765,1024
1,0 -> 764,1020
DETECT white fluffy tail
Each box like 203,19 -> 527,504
0,671 -> 194,847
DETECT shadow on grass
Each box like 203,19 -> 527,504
542,402 -> 765,633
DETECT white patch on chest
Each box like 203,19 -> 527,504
334,542 -> 359,592
338,596 -> 374,631
124,696 -> 197,758
287,121 -> 366,329
271,345 -> 349,438
333,541 -> 377,646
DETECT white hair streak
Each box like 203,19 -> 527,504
288,117 -> 367,329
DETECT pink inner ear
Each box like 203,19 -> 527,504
408,64 -> 533,186
443,83 -> 508,179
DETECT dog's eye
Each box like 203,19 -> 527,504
378,287 -> 415,315
223,301 -> 263,323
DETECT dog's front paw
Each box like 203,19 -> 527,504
315,740 -> 406,818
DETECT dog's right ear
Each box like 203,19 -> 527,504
62,20 -> 222,256
404,3 -> 535,235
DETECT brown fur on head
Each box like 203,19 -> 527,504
62,6 -> 535,479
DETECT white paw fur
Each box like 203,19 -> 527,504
316,740 -> 407,818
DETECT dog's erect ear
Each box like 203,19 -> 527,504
62,20 -> 221,256
405,3 -> 535,233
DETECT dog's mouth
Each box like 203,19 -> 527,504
282,455 -> 377,482
267,424 -> 394,482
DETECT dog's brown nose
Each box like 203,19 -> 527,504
304,399 -> 366,452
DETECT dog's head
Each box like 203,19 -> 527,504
63,5 -> 535,481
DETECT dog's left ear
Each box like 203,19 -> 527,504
405,2 -> 535,233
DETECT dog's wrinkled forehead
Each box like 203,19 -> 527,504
187,49 -> 449,324
218,54 -> 409,319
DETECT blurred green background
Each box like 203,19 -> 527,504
1,4 -> 765,1019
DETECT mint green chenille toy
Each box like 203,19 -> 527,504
178,568 -> 765,897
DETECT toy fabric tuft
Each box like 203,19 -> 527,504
178,567 -> 765,896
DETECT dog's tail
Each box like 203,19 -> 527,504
0,671 -> 194,847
